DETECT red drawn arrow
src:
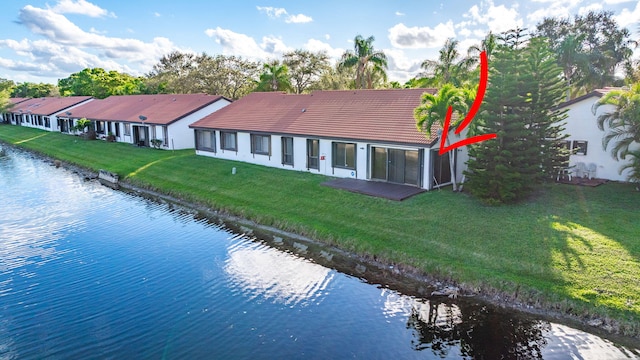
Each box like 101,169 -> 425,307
439,51 -> 496,156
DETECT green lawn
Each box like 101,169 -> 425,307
2,125 -> 639,336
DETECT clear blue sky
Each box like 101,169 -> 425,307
0,0 -> 638,85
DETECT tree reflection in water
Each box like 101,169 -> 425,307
407,299 -> 550,359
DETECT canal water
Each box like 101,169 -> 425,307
0,146 -> 638,359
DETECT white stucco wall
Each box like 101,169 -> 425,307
562,96 -> 636,182
195,131 -> 433,189
85,98 -> 231,149
164,99 -> 231,149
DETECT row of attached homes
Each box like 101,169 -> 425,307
1,87 -> 634,191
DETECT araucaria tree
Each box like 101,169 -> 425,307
465,30 -> 569,204
339,35 -> 388,89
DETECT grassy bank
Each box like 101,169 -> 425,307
2,125 -> 639,337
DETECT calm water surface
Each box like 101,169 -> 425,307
0,146 -> 639,359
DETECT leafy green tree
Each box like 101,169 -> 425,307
312,63 -> 354,90
145,51 -> 197,94
58,68 -> 144,98
283,49 -> 330,94
421,38 -> 474,87
0,78 -> 15,94
11,82 -> 58,98
146,52 -> 260,99
339,35 -> 388,89
194,54 -> 261,99
0,88 -> 13,118
414,84 -> 470,191
255,61 -> 293,92
594,83 -> 640,164
536,10 -> 633,97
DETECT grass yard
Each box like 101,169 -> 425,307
2,125 -> 639,336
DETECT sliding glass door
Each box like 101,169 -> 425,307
371,147 -> 421,186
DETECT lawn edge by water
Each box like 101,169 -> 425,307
1,125 -> 639,344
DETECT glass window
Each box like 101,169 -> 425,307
251,134 -> 271,155
307,139 -> 319,170
572,140 -> 588,156
282,137 -> 294,165
196,130 -> 216,151
163,126 -> 168,146
332,142 -> 356,169
221,131 -> 237,151
124,123 -> 131,136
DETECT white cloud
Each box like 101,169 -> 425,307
89,27 -> 107,34
49,0 -> 115,18
384,48 -> 421,71
525,0 -> 582,24
256,6 -> 312,24
615,1 -> 640,27
285,14 -> 313,24
303,38 -> 344,60
578,3 -> 603,16
257,6 -> 288,19
0,5 -> 180,80
204,27 -> 292,60
396,11 -> 405,16
388,22 -> 456,49
17,5 -> 177,60
603,0 -> 634,4
464,0 -> 523,33
384,49 -> 424,84
260,35 -> 292,54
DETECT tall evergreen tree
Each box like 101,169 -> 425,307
524,37 -> 570,181
465,33 -> 532,204
465,30 -> 568,204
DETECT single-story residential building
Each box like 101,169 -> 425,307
56,94 -> 232,149
190,89 -> 467,190
558,87 -> 638,182
4,96 -> 94,129
1,98 -> 29,123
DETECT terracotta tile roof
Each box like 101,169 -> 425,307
190,89 -> 439,145
10,96 -> 93,116
57,94 -> 229,125
9,98 -> 30,105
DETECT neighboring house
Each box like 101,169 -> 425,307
190,89 -> 467,190
1,98 -> 29,123
558,88 -> 637,182
4,96 -> 94,130
56,94 -> 232,149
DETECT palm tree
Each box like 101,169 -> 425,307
594,84 -> 640,180
421,38 -> 474,87
255,61 -> 293,92
556,34 -> 591,100
467,32 -> 497,61
414,84 -> 470,191
619,150 -> 640,186
339,35 -> 388,89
